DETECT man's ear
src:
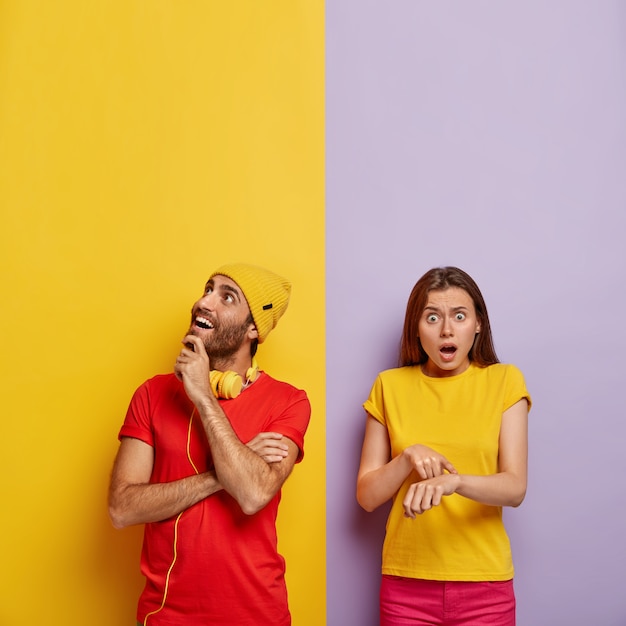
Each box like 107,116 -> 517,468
248,324 -> 259,340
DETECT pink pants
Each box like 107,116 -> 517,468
380,575 -> 516,626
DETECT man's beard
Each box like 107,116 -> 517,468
190,316 -> 251,361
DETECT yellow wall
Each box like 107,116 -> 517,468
0,2 -> 324,624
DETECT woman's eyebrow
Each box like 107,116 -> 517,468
423,304 -> 469,312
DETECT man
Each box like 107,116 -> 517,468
108,263 -> 311,626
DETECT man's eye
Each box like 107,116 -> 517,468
224,294 -> 234,303
204,287 -> 213,295
455,313 -> 466,321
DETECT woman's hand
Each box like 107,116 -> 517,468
402,444 -> 457,479
403,473 -> 461,518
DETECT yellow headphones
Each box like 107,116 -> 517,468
208,358 -> 259,399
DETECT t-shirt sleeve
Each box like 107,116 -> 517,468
363,374 -> 386,425
118,380 -> 155,447
269,388 -> 311,463
504,364 -> 532,413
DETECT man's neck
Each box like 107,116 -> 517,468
210,350 -> 253,379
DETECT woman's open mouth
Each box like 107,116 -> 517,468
439,345 -> 457,361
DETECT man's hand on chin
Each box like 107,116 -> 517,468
175,335 -> 213,405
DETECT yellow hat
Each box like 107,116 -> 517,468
209,263 -> 291,343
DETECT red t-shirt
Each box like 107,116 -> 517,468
119,371 -> 311,626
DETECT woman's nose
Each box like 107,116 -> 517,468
440,317 -> 453,336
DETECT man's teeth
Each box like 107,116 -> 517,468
195,316 -> 213,330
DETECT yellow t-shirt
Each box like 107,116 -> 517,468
363,362 -> 531,581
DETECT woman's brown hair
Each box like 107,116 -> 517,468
400,267 -> 499,367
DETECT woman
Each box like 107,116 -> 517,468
357,267 -> 530,626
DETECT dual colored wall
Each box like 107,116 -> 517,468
2,2 -> 625,625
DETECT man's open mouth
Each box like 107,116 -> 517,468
195,316 -> 214,330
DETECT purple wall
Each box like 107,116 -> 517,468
326,2 -> 626,625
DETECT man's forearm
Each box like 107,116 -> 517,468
196,397 -> 289,515
109,471 -> 222,528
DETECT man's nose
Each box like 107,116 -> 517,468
196,291 -> 217,310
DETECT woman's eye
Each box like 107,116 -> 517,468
427,314 -> 438,323
455,313 -> 466,321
